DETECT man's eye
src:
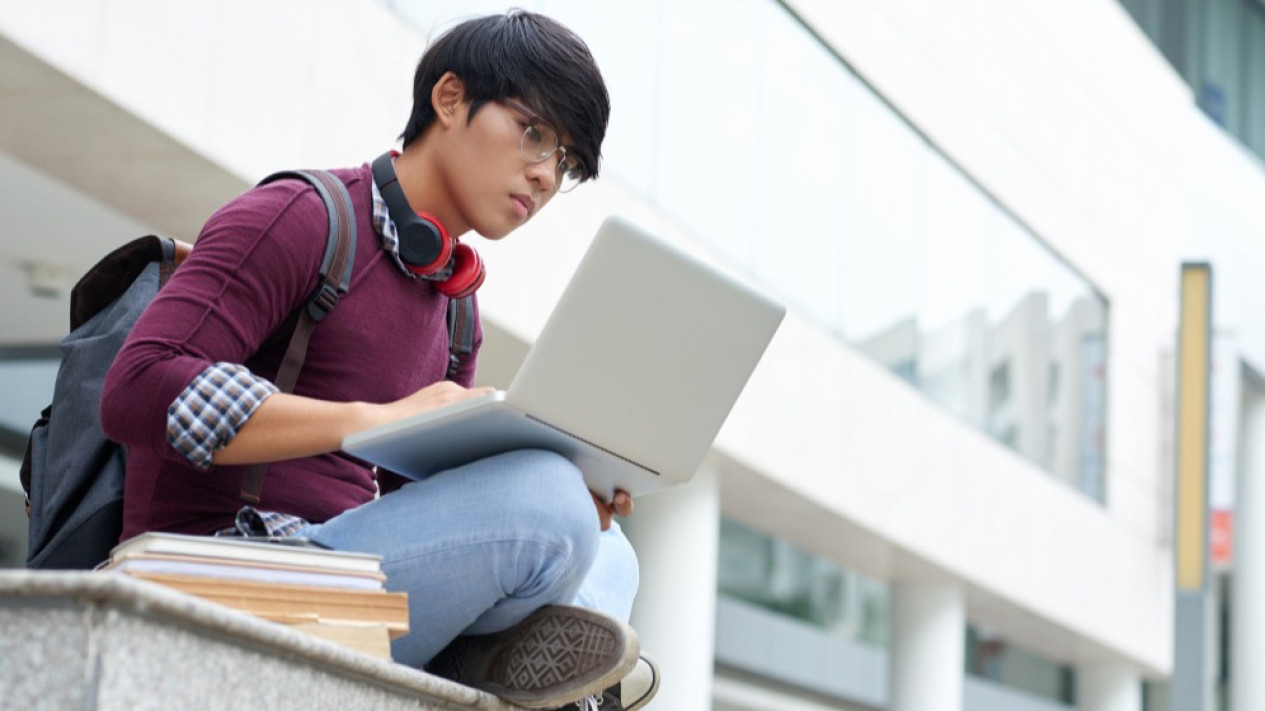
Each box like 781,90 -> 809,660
524,125 -> 544,144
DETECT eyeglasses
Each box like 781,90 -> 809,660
502,100 -> 584,193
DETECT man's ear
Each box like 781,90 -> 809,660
431,71 -> 467,128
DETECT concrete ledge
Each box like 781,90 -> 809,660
0,571 -> 520,711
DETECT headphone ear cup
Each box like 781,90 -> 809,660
399,213 -> 454,276
434,242 -> 486,298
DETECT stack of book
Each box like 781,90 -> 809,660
101,532 -> 407,660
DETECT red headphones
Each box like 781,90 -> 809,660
371,151 -> 485,298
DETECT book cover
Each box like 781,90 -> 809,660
103,553 -> 386,591
108,532 -> 383,574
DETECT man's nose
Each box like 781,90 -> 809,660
527,154 -> 560,191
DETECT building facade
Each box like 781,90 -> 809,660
3,1 -> 1264,709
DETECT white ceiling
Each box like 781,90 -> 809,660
0,152 -> 150,346
0,34 -> 250,347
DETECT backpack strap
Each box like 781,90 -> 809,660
446,295 -> 476,380
238,169 -> 356,504
158,238 -> 193,287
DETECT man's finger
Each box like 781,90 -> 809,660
611,490 -> 634,517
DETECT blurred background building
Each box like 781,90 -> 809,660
2,1 -> 1264,710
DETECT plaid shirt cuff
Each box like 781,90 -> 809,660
214,506 -> 311,538
167,362 -> 279,468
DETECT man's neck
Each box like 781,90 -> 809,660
391,147 -> 468,237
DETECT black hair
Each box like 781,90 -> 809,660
402,9 -> 611,181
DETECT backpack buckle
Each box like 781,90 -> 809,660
307,283 -> 340,321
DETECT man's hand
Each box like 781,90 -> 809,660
591,489 -> 634,531
377,381 -> 497,427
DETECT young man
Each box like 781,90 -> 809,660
101,10 -> 656,710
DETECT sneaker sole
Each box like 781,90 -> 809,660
480,605 -> 639,709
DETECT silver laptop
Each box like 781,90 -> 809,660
341,215 -> 785,499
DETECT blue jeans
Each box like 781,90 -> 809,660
297,449 -> 640,667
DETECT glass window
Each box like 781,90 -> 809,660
1118,0 -> 1265,164
1244,6 -> 1265,157
966,625 -> 1076,705
0,351 -> 53,569
0,352 -> 59,455
717,516 -> 889,647
1201,0 -> 1244,131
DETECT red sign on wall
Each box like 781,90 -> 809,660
1212,509 -> 1234,567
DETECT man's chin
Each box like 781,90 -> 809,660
475,222 -> 519,241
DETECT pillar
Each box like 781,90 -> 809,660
890,581 -> 965,711
624,463 -> 720,710
1231,386 -> 1265,710
1078,664 -> 1141,711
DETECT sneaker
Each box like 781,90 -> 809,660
558,652 -> 660,711
427,605 -> 639,709
612,652 -> 659,710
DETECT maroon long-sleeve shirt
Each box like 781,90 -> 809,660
101,164 -> 481,539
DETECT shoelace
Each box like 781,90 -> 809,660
574,695 -> 605,710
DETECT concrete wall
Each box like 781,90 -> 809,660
0,571 -> 515,711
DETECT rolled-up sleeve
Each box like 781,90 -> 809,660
167,362 -> 279,468
100,181 -> 326,463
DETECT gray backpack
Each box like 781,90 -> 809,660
22,236 -> 184,569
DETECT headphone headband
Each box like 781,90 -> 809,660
371,151 -> 484,296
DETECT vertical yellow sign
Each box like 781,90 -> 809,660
1177,263 -> 1211,591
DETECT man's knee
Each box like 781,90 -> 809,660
490,449 -> 600,557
